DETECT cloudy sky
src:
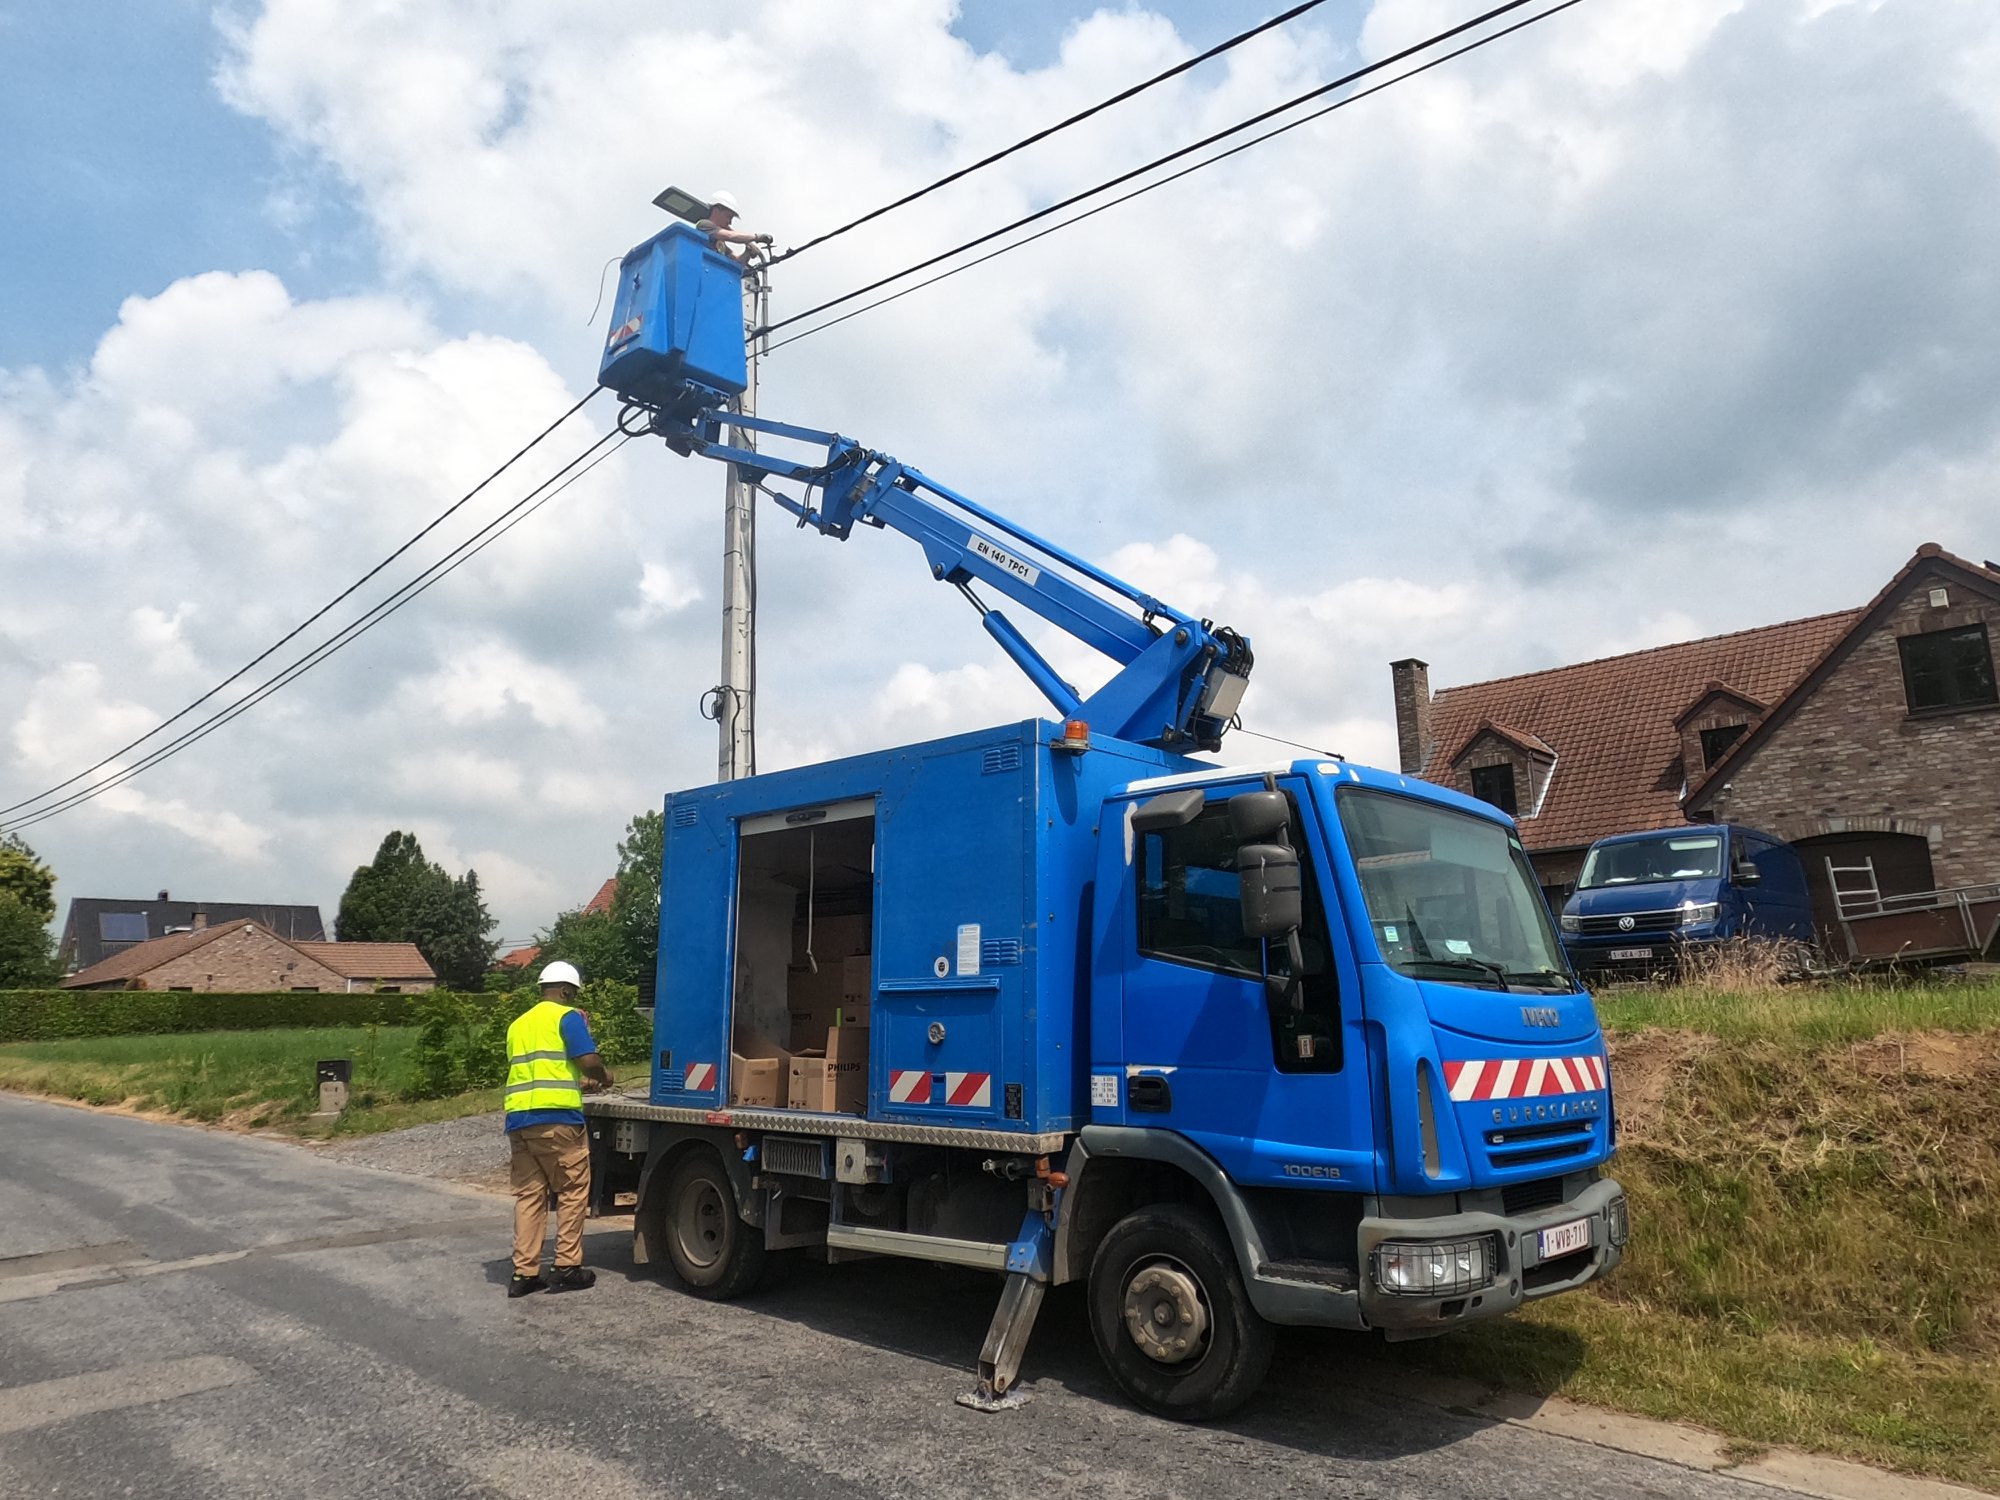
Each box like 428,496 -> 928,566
3,0 -> 1995,946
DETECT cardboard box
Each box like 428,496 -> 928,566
728,1049 -> 787,1108
823,1026 -> 869,1113
792,913 -> 871,967
787,957 -> 872,1047
786,1050 -> 827,1110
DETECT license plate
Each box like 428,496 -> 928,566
1538,1217 -> 1592,1259
1608,947 -> 1653,961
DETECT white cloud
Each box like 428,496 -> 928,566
6,0 -> 1998,940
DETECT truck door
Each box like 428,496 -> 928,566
1110,777 -> 1377,1192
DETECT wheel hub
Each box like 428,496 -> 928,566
1122,1262 -> 1209,1364
675,1180 -> 725,1269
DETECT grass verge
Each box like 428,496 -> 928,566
0,1026 -> 503,1136
1386,992 -> 2000,1489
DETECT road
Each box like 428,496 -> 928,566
0,1092 -> 1781,1500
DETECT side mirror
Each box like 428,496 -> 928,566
1733,862 -> 1761,886
1238,842 -> 1303,938
1229,789 -> 1291,842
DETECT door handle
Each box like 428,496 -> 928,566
1128,1074 -> 1173,1113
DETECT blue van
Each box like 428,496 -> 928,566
1559,824 -> 1813,976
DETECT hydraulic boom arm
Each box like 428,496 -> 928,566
598,221 -> 1253,752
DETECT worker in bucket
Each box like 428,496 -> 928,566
504,960 -> 614,1297
697,189 -> 773,265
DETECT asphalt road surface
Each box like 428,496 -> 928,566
0,1092 -> 1778,1500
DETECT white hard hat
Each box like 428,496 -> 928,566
539,960 -> 583,990
708,189 -> 742,217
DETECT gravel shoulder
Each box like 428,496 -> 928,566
309,1111 -> 511,1192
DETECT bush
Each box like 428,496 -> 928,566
0,988 -> 493,1045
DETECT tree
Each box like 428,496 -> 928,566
526,905 -> 638,987
610,809 -> 664,982
0,896 -> 58,987
336,831 -> 498,989
0,835 -> 56,924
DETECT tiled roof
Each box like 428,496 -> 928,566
1421,608 -> 1863,851
583,878 -> 617,916
290,942 -> 435,981
58,897 -> 325,971
59,923 -> 243,989
495,944 -> 543,971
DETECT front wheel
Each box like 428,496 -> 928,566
658,1148 -> 766,1299
1087,1204 -> 1274,1421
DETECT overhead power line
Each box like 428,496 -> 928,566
763,0 -> 1587,355
0,386 -> 607,825
0,428 -> 632,835
770,0 -> 1329,266
757,0 -> 1549,341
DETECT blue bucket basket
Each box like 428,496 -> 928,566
599,221 -> 748,411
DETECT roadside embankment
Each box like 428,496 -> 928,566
1387,980 -> 2000,1490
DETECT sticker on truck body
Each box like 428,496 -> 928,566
682,1062 -> 716,1092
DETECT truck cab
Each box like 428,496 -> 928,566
1558,823 -> 1813,978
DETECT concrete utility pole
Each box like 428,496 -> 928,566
717,262 -> 769,781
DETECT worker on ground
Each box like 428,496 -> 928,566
505,960 -> 614,1297
697,189 -> 773,265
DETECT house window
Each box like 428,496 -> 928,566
1898,624 -> 1998,713
290,986 -> 320,993
1470,763 -> 1518,815
1699,723 -> 1746,767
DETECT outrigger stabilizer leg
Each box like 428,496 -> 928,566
957,1271 -> 1047,1413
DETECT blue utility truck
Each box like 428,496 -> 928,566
582,222 -> 1626,1419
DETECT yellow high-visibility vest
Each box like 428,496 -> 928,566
505,1000 -> 583,1115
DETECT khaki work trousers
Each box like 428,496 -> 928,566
510,1122 -> 590,1277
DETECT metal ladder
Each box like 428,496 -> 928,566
1825,855 -> 1883,919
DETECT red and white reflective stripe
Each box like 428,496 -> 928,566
1443,1054 -> 1606,1101
682,1062 -> 716,1092
888,1070 -> 931,1104
944,1072 -> 992,1108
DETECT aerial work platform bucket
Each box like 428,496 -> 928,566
599,221 -> 748,411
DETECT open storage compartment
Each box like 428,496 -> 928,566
729,798 -> 874,1112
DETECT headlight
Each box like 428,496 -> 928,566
1559,913 -> 1580,933
1607,1195 -> 1630,1249
1372,1235 -> 1497,1297
1679,901 -> 1720,928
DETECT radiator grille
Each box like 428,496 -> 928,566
762,1136 -> 831,1178
1501,1176 -> 1567,1216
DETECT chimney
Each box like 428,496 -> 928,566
1390,658 -> 1432,775
192,908 -> 208,931
157,889 -> 170,902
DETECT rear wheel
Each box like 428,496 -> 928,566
659,1148 -> 766,1299
1087,1204 -> 1274,1421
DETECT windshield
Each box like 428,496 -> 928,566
1578,834 -> 1723,889
1337,787 -> 1572,990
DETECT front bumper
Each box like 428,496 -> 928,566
1354,1175 -> 1626,1337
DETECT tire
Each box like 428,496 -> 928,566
658,1148 -> 767,1300
1087,1204 -> 1274,1421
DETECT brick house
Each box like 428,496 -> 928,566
1391,543 -> 2000,931
58,893 -> 325,974
60,919 -> 435,993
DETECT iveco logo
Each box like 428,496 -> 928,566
1521,1007 -> 1562,1027
1618,915 -> 1636,931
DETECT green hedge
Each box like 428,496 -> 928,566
0,988 -> 497,1044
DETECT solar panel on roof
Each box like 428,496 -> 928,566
98,912 -> 150,942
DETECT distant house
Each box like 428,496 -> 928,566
493,877 -> 617,974
59,892 -> 325,975
1391,543 -> 2000,930
59,919 -> 434,993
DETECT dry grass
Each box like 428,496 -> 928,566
1672,935 -> 1814,993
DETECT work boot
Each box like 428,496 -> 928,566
508,1273 -> 547,1298
549,1266 -> 596,1292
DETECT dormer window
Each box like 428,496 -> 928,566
1698,723 -> 1746,767
1470,763 -> 1517,814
